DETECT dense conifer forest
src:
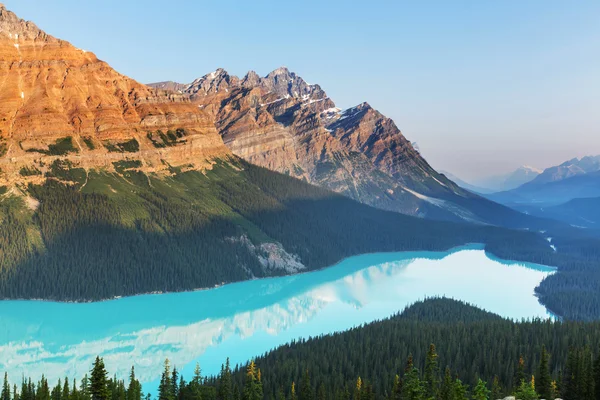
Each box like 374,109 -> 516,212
0,158 -> 600,319
2,299 -> 600,400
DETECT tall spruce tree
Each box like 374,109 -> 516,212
440,368 -> 453,400
299,370 -> 313,400
2,373 -> 10,400
535,346 -> 552,400
90,357 -> 109,400
424,344 -> 440,400
490,376 -> 502,400
159,359 -> 173,400
515,356 -> 526,391
218,359 -> 233,400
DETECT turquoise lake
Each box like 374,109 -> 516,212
0,245 -> 555,391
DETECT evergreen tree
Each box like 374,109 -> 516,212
172,368 -> 179,400
90,357 -> 109,400
402,368 -> 424,400
277,387 -> 286,400
440,368 -> 453,400
472,380 -> 489,400
290,383 -> 297,400
159,359 -> 173,400
243,362 -> 262,400
535,346 -> 552,400
514,378 -> 538,400
2,373 -> 10,400
290,382 -> 298,400
127,367 -> 141,400
391,375 -> 402,400
352,378 -> 361,400
490,376 -> 501,400
316,383 -> 326,400
218,359 -> 233,400
452,379 -> 468,400
515,356 -> 526,392
424,344 -> 440,400
62,378 -> 70,400
71,379 -> 79,400
299,370 -> 313,400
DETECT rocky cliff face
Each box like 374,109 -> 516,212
0,4 -> 229,187
150,67 -> 477,221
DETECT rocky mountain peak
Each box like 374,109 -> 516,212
242,70 -> 260,88
0,5 -> 47,41
186,68 -> 239,96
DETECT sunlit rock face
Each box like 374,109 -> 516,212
0,247 -> 554,387
0,4 -> 230,186
149,68 -> 482,222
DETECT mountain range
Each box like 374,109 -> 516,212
488,156 -> 600,206
446,166 -> 542,194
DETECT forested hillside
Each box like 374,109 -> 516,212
231,298 -> 600,400
2,299 -> 600,400
0,158 -> 543,301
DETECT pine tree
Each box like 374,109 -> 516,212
218,359 -> 233,400
90,357 -> 109,400
159,359 -> 173,400
316,383 -> 326,400
62,378 -> 70,400
2,373 -> 10,400
490,376 -> 501,400
472,380 -> 490,400
514,378 -> 538,400
402,368 -> 424,400
71,379 -> 80,400
391,375 -> 402,400
127,367 -> 141,400
515,356 -> 526,392
299,370 -> 313,400
535,346 -> 552,400
277,387 -> 286,400
243,361 -> 262,400
440,368 -> 453,400
452,379 -> 468,400
424,344 -> 440,400
290,383 -> 297,400
171,368 -> 179,400
353,378 -> 362,400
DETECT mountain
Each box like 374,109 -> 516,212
440,171 -> 495,194
0,4 -> 229,185
472,165 -> 542,192
503,165 -> 543,189
529,155 -> 600,185
0,4 -> 559,302
488,156 -> 600,206
148,68 -> 543,227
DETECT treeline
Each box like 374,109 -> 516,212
3,300 -> 600,400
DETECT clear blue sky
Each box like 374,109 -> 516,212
6,1 -> 600,180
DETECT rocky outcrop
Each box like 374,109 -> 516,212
150,67 -> 478,221
0,4 -> 230,186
